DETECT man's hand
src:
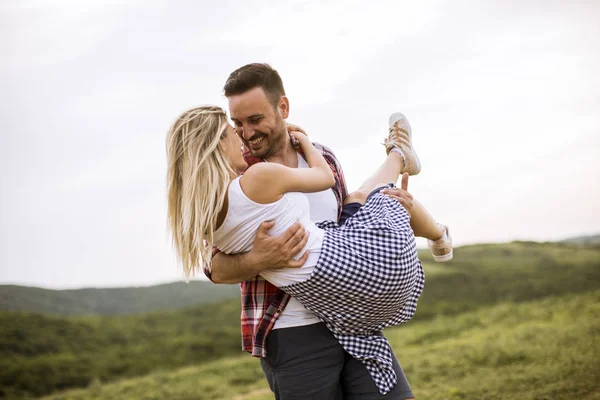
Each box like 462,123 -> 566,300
247,220 -> 310,271
209,221 -> 309,284
381,172 -> 413,217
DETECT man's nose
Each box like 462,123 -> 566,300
241,124 -> 254,140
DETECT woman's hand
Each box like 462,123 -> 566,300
286,122 -> 307,136
286,122 -> 308,148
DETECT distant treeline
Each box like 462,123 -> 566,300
0,281 -> 240,316
1,241 -> 599,399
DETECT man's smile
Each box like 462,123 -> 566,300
247,135 -> 266,147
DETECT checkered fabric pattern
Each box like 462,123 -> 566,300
280,185 -> 425,395
204,142 -> 347,357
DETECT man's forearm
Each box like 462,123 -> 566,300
210,251 -> 262,284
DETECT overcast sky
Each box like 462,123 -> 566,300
1,0 -> 598,289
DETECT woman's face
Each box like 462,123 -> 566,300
221,124 -> 247,174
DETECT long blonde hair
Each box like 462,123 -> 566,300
166,105 -> 234,279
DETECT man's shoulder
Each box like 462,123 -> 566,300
312,142 -> 338,158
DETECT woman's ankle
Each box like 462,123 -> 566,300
430,224 -> 444,241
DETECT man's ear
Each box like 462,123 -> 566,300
277,96 -> 290,119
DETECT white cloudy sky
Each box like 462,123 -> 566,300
0,0 -> 598,289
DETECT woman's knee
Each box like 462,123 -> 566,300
345,188 -> 371,205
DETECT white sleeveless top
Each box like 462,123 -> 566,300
214,153 -> 338,330
213,176 -> 325,287
269,154 -> 339,328
296,155 -> 338,223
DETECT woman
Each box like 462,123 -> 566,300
166,106 -> 452,394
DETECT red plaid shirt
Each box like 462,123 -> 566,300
204,142 -> 347,357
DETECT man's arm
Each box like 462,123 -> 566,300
209,220 -> 310,284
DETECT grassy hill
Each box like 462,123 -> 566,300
413,240 -> 600,320
40,290 -> 600,400
560,233 -> 600,246
0,281 -> 240,316
0,298 -> 243,399
1,241 -> 599,399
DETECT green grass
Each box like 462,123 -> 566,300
414,241 -> 600,320
2,241 -> 599,398
395,291 -> 600,399
39,290 -> 600,400
0,300 -> 244,398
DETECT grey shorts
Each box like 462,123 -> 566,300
260,322 -> 414,400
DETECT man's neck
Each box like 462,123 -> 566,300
264,141 -> 298,168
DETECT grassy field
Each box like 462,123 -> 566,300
40,290 -> 600,400
0,300 -> 243,398
1,241 -> 599,399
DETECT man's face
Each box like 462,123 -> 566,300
228,87 -> 289,159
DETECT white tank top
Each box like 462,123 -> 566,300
271,154 -> 338,329
213,176 -> 325,286
214,153 -> 338,330
296,155 -> 338,223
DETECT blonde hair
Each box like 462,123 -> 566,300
166,105 -> 234,279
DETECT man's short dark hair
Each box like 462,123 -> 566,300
223,63 -> 286,108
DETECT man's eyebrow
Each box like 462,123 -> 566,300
231,114 -> 264,123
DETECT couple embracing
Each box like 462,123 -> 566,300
166,63 -> 453,399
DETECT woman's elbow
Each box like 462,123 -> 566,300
325,170 -> 335,188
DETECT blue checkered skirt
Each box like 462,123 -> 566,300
280,189 -> 425,394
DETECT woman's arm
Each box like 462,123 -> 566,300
240,129 -> 335,204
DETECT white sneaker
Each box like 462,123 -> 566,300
383,112 -> 421,176
428,224 -> 453,262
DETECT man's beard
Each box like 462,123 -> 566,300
249,122 -> 286,159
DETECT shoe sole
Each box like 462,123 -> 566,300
432,251 -> 453,262
388,112 -> 421,175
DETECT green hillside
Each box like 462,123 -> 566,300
0,299 -> 243,399
413,240 -> 600,320
560,233 -> 600,246
40,290 -> 600,400
1,241 -> 599,399
0,281 -> 240,316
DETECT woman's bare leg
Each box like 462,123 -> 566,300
343,112 -> 452,260
344,152 -> 404,205
344,152 -> 444,242
411,199 -> 443,241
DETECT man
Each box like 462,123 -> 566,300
204,63 -> 416,400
